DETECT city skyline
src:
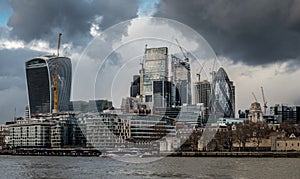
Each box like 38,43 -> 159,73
1,0 -> 300,122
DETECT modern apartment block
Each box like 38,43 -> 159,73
7,113 -> 86,148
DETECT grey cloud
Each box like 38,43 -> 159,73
155,0 -> 300,66
8,0 -> 139,46
0,48 -> 40,123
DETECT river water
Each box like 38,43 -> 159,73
0,155 -> 299,179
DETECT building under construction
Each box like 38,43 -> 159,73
171,55 -> 192,106
141,47 -> 169,110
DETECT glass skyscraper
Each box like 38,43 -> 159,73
25,56 -> 71,116
210,67 -> 235,119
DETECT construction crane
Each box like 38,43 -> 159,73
52,33 -> 62,113
196,61 -> 206,82
175,38 -> 192,104
252,92 -> 257,102
139,44 -> 147,102
261,86 -> 268,115
175,38 -> 189,62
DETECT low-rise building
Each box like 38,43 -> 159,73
6,113 -> 86,149
7,121 -> 53,148
271,134 -> 300,151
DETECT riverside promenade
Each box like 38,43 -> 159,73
166,151 -> 300,158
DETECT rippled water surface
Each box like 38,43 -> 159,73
0,155 -> 299,179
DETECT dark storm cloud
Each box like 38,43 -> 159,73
8,0 -> 139,46
0,48 -> 42,90
155,0 -> 300,66
0,48 -> 42,122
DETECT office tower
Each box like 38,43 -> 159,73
69,100 -> 89,112
194,80 -> 211,122
210,67 -> 235,119
25,55 -> 71,116
270,104 -> 300,123
171,55 -> 191,106
88,99 -> 113,113
69,100 -> 113,113
142,47 -> 169,109
130,75 -> 140,97
194,80 -> 211,105
153,80 -> 172,108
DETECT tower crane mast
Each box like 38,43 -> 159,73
261,86 -> 267,115
52,33 -> 62,113
175,38 -> 188,62
252,92 -> 257,102
196,61 -> 206,82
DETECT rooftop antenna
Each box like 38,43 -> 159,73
13,107 -> 16,122
52,33 -> 62,113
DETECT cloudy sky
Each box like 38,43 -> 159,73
1,0 -> 300,123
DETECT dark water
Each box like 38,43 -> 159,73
0,155 -> 299,179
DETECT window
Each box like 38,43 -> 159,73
146,95 -> 152,102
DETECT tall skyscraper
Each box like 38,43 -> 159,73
25,55 -> 71,116
194,80 -> 211,122
153,80 -> 172,108
142,47 -> 169,109
130,75 -> 140,97
171,55 -> 191,106
194,80 -> 211,105
210,67 -> 235,119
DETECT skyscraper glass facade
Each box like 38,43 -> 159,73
26,56 -> 72,116
210,67 -> 235,119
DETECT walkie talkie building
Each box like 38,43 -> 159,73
25,56 -> 71,116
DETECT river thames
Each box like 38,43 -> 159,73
0,156 -> 299,179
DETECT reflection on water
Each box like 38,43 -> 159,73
0,155 -> 299,179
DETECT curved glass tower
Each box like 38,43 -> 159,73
25,56 -> 71,116
210,67 -> 235,119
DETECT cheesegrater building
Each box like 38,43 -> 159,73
25,56 -> 72,117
